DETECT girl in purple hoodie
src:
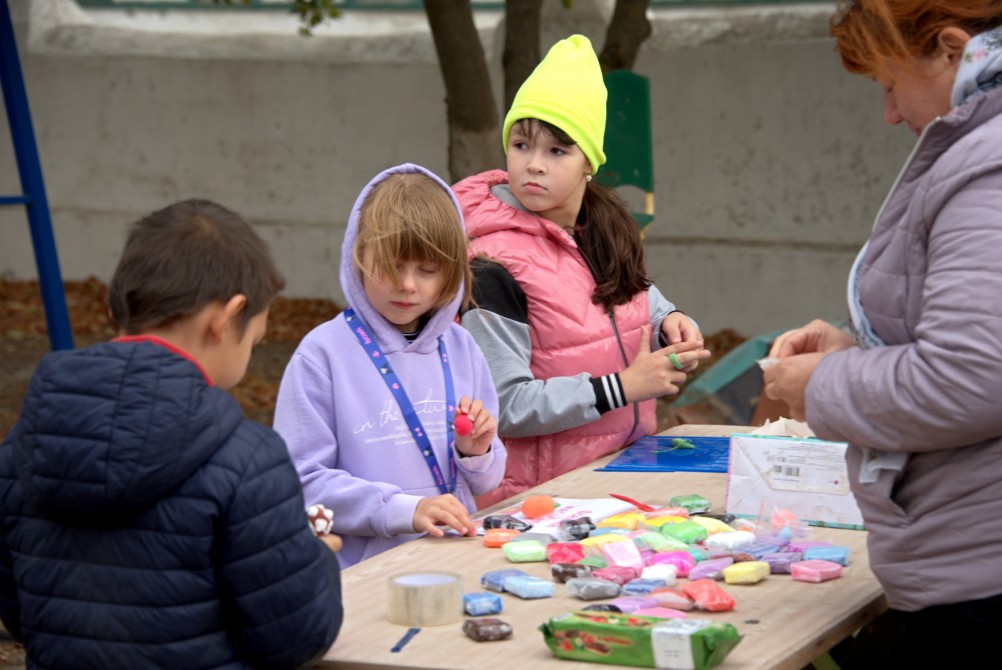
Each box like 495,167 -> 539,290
274,164 -> 507,569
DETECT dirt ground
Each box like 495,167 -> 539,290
0,277 -> 745,665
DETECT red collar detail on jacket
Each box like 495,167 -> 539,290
112,334 -> 215,387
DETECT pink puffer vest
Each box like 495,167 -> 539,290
460,170 -> 655,505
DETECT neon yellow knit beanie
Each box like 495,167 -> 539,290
503,34 -> 607,173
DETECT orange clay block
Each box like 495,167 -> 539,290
521,495 -> 555,519
483,528 -> 521,547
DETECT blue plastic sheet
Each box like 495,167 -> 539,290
595,435 -> 731,473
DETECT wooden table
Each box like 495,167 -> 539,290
320,425 -> 887,670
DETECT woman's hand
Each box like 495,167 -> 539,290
453,396 -> 496,457
619,326 -> 712,403
769,319 -> 853,358
762,352 -> 825,421
413,494 -> 476,538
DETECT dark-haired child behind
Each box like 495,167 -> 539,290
0,199 -> 343,669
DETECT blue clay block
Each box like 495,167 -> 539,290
464,591 -> 503,616
480,568 -> 530,592
502,575 -> 555,599
744,543 -> 782,560
622,578 -> 667,596
589,527 -> 631,537
803,545 -> 850,566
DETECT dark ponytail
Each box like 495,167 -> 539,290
576,183 -> 652,310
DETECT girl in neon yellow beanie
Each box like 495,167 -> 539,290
453,34 -> 711,507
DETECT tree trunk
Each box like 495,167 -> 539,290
598,0 -> 652,73
502,0 -> 542,112
423,0 -> 500,182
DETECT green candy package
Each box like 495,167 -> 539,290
540,611 -> 741,669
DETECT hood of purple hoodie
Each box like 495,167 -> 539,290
339,163 -> 468,355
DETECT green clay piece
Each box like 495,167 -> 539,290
671,437 -> 697,450
576,556 -> 607,568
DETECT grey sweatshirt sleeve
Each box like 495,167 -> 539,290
647,283 -> 698,347
461,259 -> 627,438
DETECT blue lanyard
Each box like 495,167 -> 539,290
344,307 -> 456,495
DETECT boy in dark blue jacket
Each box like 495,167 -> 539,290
0,199 -> 344,669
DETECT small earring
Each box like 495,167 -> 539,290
585,174 -> 592,182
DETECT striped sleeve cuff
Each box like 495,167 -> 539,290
591,373 -> 627,414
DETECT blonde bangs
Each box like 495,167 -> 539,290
354,173 -> 472,309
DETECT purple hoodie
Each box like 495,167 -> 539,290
273,163 -> 507,568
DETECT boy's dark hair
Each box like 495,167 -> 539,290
514,118 -> 653,310
108,199 -> 285,334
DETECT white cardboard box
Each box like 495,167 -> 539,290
726,433 -> 865,530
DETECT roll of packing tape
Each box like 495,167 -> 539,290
387,571 -> 464,627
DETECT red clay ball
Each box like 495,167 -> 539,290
454,414 -> 473,437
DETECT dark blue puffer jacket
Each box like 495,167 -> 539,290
0,340 -> 343,669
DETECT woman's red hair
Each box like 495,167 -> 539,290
830,0 -> 1002,76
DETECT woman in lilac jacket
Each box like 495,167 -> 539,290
763,1 -> 1002,665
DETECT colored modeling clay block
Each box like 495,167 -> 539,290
561,516 -> 596,541
566,577 -> 622,600
481,514 -> 532,532
682,579 -> 736,612
502,539 -> 546,563
659,520 -> 708,545
649,587 -> 695,611
579,534 -> 629,552
703,530 -> 756,551
742,543 -> 783,560
762,551 -> 802,574
632,606 -> 687,619
688,557 -> 734,581
597,511 -> 646,530
622,578 -> 668,596
510,531 -> 559,544
648,551 -> 696,578
587,527 -> 633,538
722,561 -> 770,585
689,516 -> 735,535
551,562 -> 593,583
635,531 -> 675,552
502,575 -> 554,599
803,545 -> 850,566
686,546 -> 708,562
791,559 -> 843,583
463,617 -> 513,642
789,540 -> 832,553
582,603 -> 622,612
601,537 -> 646,571
608,596 -> 659,613
592,566 -> 639,586
480,568 -> 529,592
641,515 -> 689,531
546,542 -> 586,564
669,494 -> 711,514
521,495 -> 555,519
576,555 -> 607,569
483,527 -> 520,548
647,506 -> 690,519
640,563 -> 678,585
463,592 -> 503,616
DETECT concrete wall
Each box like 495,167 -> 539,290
0,0 -> 915,337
